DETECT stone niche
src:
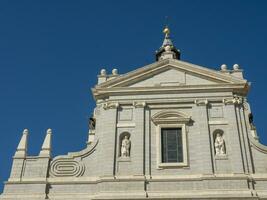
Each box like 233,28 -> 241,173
116,128 -> 133,175
210,125 -> 231,173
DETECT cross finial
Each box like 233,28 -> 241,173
163,16 -> 170,37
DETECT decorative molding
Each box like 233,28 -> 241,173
117,122 -> 135,128
148,104 -> 193,109
152,110 -> 191,125
7,173 -> 256,184
103,102 -> 119,110
208,120 -> 228,125
50,159 -> 85,177
93,84 -> 248,100
194,99 -> 208,106
117,157 -> 131,162
215,155 -> 228,160
223,96 -> 243,105
132,101 -> 146,108
249,134 -> 267,154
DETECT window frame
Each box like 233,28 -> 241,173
156,124 -> 188,168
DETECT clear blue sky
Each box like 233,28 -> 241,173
1,0 -> 267,192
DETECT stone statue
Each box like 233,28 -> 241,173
214,133 -> 226,155
89,117 -> 96,130
121,135 -> 130,157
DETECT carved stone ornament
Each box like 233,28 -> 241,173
121,135 -> 131,157
194,99 -> 209,106
152,110 -> 191,125
103,102 -> 120,110
214,133 -> 226,156
50,139 -> 98,177
132,101 -> 146,108
50,159 -> 85,177
223,96 -> 243,105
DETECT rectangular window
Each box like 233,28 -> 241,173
161,128 -> 183,163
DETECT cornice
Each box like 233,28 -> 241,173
92,83 -> 249,100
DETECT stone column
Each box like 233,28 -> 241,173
132,101 -> 146,176
194,99 -> 214,174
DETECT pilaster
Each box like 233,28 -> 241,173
194,99 -> 214,174
223,97 -> 245,174
132,101 -> 146,176
99,102 -> 119,177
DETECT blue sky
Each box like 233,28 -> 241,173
1,0 -> 267,192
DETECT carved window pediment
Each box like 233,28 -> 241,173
152,110 -> 191,124
152,110 -> 190,168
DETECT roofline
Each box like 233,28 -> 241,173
96,59 -> 246,89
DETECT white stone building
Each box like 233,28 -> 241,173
1,27 -> 267,199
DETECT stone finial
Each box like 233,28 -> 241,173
100,69 -> 107,76
39,128 -> 52,157
14,129 -> 29,158
220,64 -> 227,71
112,68 -> 118,75
155,26 -> 180,61
98,69 -> 108,84
233,64 -> 240,70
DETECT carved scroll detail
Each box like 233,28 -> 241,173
50,159 -> 85,177
49,139 -> 98,177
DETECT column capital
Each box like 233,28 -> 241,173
223,96 -> 243,105
103,102 -> 120,110
133,101 -> 146,108
194,99 -> 209,106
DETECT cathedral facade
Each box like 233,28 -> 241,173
1,27 -> 267,199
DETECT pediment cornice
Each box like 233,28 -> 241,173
95,59 -> 247,89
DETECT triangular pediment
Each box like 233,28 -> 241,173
96,59 -> 247,89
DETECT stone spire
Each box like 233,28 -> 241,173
155,26 -> 180,61
39,128 -> 52,157
14,129 -> 29,158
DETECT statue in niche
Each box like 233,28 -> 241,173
214,132 -> 226,155
121,135 -> 131,157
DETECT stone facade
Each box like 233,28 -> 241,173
1,28 -> 267,199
